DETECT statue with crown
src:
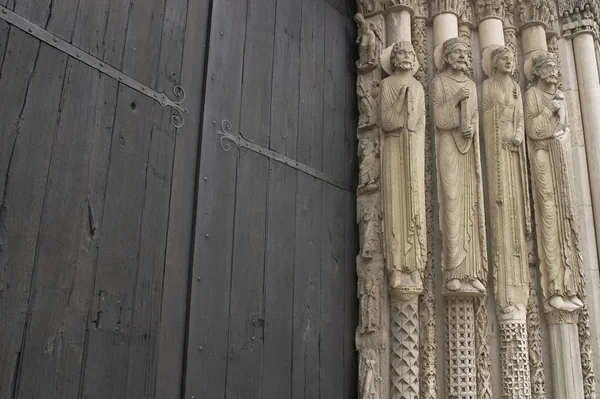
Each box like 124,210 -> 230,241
432,37 -> 488,296
524,51 -> 584,313
379,41 -> 427,294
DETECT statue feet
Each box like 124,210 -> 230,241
389,271 -> 402,289
444,278 -> 486,296
410,271 -> 422,287
549,295 -> 582,311
446,279 -> 461,291
470,279 -> 486,292
570,295 -> 584,308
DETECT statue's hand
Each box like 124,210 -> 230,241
548,99 -> 561,113
462,126 -> 474,139
512,127 -> 524,146
453,87 -> 470,105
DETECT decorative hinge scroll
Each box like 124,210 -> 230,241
216,119 -> 353,192
0,6 -> 188,128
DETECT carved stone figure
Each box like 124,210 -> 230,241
358,137 -> 380,193
359,348 -> 381,399
583,3 -> 594,19
358,195 -> 381,260
358,271 -> 380,333
432,37 -> 487,295
482,46 -> 531,316
524,52 -> 584,312
357,74 -> 380,128
355,13 -> 383,69
380,41 -> 427,292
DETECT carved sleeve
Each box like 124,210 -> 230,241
432,77 -> 460,131
380,80 -> 404,132
411,82 -> 426,134
525,90 -> 553,141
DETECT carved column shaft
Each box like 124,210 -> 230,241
548,322 -> 585,398
445,298 -> 476,398
386,7 -> 412,45
390,293 -> 419,399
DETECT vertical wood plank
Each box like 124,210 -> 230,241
80,0 -> 168,396
260,0 -> 303,395
0,0 -> 79,394
224,149 -> 269,399
291,0 -> 326,396
343,10 -> 359,399
0,39 -> 66,399
183,0 -> 248,397
155,0 -> 203,396
320,4 -> 347,397
124,0 -> 186,396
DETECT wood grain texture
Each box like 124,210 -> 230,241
183,0 -> 248,397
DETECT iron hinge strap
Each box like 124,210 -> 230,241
0,6 -> 188,128
217,120 -> 353,192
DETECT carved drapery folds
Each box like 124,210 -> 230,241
524,51 -> 584,315
432,37 -> 488,296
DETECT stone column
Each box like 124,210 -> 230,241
386,6 -> 411,44
559,7 -> 600,396
572,28 -> 600,270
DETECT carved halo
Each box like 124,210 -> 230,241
523,49 -> 548,81
380,43 -> 420,76
481,44 -> 503,78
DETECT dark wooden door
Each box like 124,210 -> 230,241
0,0 -> 207,398
184,0 -> 359,398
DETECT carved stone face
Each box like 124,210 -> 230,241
537,60 -> 560,85
390,42 -> 416,71
444,43 -> 470,72
354,13 -> 365,25
494,51 -> 514,74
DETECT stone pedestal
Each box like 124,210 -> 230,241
445,298 -> 476,398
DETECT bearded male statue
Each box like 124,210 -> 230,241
524,52 -> 584,312
432,37 -> 488,295
379,41 -> 427,292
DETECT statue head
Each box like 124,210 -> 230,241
531,51 -> 560,85
354,13 -> 365,25
441,37 -> 471,72
390,41 -> 416,72
491,46 -> 514,75
585,3 -> 592,11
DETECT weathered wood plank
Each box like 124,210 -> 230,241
343,12 -> 359,399
291,0 -> 326,396
155,0 -> 201,396
223,149 -> 269,399
183,0 -> 248,397
125,0 -> 186,395
80,88 -> 155,399
238,0 -> 275,146
260,0 -> 303,395
0,36 -> 65,399
320,4 -> 347,397
80,0 -> 169,394
16,61 -> 117,399
268,0 -> 301,157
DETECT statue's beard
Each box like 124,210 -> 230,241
541,73 -> 559,84
391,59 -> 414,71
450,60 -> 470,72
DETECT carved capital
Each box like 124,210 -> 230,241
475,0 -> 506,23
357,0 -> 386,17
515,0 -> 556,30
431,0 -> 462,17
559,1 -> 598,39
544,308 -> 580,324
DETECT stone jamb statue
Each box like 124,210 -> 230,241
432,37 -> 488,296
524,51 -> 584,313
482,46 -> 532,319
379,41 -> 427,294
